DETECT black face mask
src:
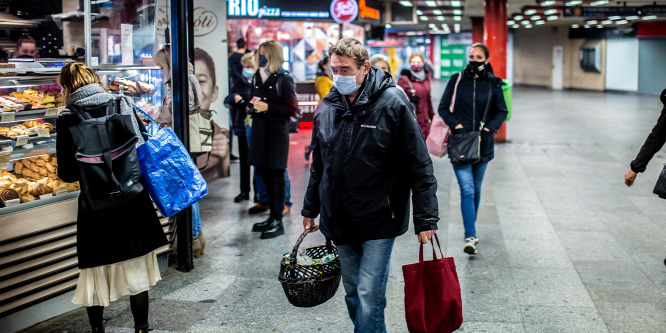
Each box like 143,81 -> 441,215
468,61 -> 486,73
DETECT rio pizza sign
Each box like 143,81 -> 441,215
228,0 -> 378,23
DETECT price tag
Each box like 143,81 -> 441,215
39,193 -> 53,199
55,189 -> 68,196
15,135 -> 29,146
4,198 -> 20,207
0,151 -> 9,169
45,108 -> 59,116
36,128 -> 50,137
1,112 -> 15,122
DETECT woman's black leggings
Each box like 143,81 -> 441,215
259,166 -> 286,221
86,291 -> 149,329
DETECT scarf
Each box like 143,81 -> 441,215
410,69 -> 426,81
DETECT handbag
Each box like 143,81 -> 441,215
188,75 -> 214,153
426,115 -> 449,158
134,105 -> 208,217
448,77 -> 492,166
402,234 -> 463,333
653,164 -> 666,199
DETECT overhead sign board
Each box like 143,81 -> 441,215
227,0 -> 380,22
563,6 -> 666,17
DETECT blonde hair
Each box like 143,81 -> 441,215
328,38 -> 369,70
258,41 -> 283,73
58,62 -> 103,103
154,46 -> 171,80
241,51 -> 256,68
409,53 -> 425,64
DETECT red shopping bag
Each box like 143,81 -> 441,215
426,115 -> 449,158
402,235 -> 463,333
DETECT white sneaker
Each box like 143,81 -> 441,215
464,237 -> 478,254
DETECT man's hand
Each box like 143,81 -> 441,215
483,127 -> 490,132
254,101 -> 268,112
454,124 -> 463,130
625,170 -> 637,187
418,230 -> 436,244
303,217 -> 319,232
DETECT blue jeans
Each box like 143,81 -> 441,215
337,238 -> 396,333
452,161 -> 489,239
192,202 -> 202,237
245,125 -> 292,207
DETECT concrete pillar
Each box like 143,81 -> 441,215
483,0 -> 508,142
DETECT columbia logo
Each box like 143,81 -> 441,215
361,124 -> 377,129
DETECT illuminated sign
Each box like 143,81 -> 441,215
331,0 -> 358,23
228,0 -> 330,19
358,0 -> 379,20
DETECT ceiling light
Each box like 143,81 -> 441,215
584,25 -> 590,28
525,24 -> 533,28
433,9 -> 442,15
531,15 -> 541,21
416,9 -> 424,15
586,20 -> 598,24
544,9 -> 558,15
642,15 -> 657,20
609,16 -> 621,20
572,24 -> 579,28
525,9 -> 537,15
601,20 -> 612,24
429,23 -> 437,27
454,23 -> 461,28
615,20 -> 628,24
385,23 -> 392,28
454,16 -> 462,21
420,16 -> 429,21
521,20 -> 530,25
597,25 -> 603,28
399,1 -> 413,7
451,1 -> 462,7
437,16 -> 445,21
590,0 -> 608,6
507,20 -> 515,25
425,1 -> 437,7
566,0 -> 582,6
541,0 -> 556,6
453,9 -> 463,15
535,20 -> 545,25
512,24 -> 520,28
514,15 -> 524,20
547,15 -> 559,21
626,16 -> 639,20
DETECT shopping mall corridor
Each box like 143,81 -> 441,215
20,83 -> 666,332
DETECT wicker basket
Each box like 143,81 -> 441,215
278,228 -> 342,307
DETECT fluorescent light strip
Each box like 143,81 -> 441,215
572,24 -> 580,28
420,16 -> 429,21
626,16 -> 639,20
454,16 -> 462,21
525,9 -> 537,15
642,15 -> 657,20
512,24 -> 520,28
437,16 -> 445,21
425,1 -> 437,7
451,1 -> 462,7
547,15 -> 559,21
433,9 -> 442,15
416,9 -> 424,15
566,0 -> 582,6
507,20 -> 515,25
590,0 -> 608,6
514,15 -> 524,20
541,0 -> 556,6
586,20 -> 598,24
608,16 -> 621,20
531,15 -> 541,21
544,9 -> 558,15
399,1 -> 413,7
615,20 -> 628,24
453,9 -> 462,15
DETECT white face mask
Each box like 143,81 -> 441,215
333,68 -> 362,95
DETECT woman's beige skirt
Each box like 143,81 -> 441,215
72,251 -> 161,307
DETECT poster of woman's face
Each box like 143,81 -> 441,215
194,48 -> 219,110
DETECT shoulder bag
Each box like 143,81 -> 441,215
188,75 -> 214,153
653,165 -> 666,199
447,76 -> 492,166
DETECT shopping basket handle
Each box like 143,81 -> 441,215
288,227 -> 332,266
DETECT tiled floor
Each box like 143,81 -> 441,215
18,84 -> 666,332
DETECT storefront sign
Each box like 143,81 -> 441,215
358,0 -> 379,20
228,0 -> 329,19
563,6 -> 666,17
331,0 -> 358,23
193,7 -> 219,37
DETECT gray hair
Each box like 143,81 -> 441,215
370,54 -> 391,74
328,38 -> 369,70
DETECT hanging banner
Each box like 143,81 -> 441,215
193,0 -> 231,179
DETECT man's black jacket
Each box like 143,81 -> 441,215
302,66 -> 439,244
631,89 -> 666,173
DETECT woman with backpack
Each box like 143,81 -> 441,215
246,40 -> 299,239
397,52 -> 435,138
437,44 -> 509,255
56,62 -> 168,333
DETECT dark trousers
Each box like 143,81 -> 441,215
237,135 -> 251,193
259,166 -> 285,221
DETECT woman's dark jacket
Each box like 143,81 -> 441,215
438,67 -> 509,163
56,98 -> 168,269
301,66 -> 439,244
246,68 -> 299,170
224,75 -> 252,137
631,89 -> 666,173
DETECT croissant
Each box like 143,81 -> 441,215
0,180 -> 12,188
41,122 -> 54,131
23,120 -> 40,128
10,182 -> 28,195
20,193 -> 35,203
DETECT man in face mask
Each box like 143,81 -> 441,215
301,38 -> 440,332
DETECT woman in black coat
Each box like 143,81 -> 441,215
438,43 -> 508,255
56,62 -> 167,333
246,40 -> 298,239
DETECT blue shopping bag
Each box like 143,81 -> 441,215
134,105 -> 208,217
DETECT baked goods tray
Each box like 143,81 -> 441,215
0,107 -> 66,123
0,190 -> 79,216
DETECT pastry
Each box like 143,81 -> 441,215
10,182 -> 28,195
40,122 -> 54,131
28,163 -> 40,173
52,183 -> 68,194
0,188 -> 19,205
2,105 -> 14,112
65,183 -> 77,192
10,125 -> 26,131
23,120 -> 40,128
38,168 -> 48,177
34,159 -> 46,167
20,193 -> 34,203
44,162 -> 55,173
39,155 -> 51,162
0,179 -> 12,188
14,161 -> 23,174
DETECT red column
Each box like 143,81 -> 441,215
484,0 -> 508,142
471,17 -> 484,44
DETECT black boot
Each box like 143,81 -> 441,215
260,218 -> 284,239
252,217 -> 274,232
135,323 -> 151,333
234,192 -> 250,203
92,326 -> 105,333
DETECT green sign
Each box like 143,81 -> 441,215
440,36 -> 467,79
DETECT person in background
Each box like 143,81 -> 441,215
302,38 -> 439,332
225,52 -> 255,203
141,46 -> 207,257
305,56 -> 334,160
624,88 -> 666,267
397,53 -> 435,138
437,43 -> 508,255
247,40 -> 298,239
370,54 -> 407,96
57,62 -> 167,333
14,33 -> 37,58
228,39 -> 247,161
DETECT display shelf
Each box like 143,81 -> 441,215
7,142 -> 57,162
0,107 -> 65,123
0,191 -> 78,217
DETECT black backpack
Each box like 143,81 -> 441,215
67,99 -> 143,209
